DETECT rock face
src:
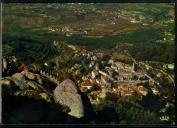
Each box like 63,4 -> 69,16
54,79 -> 95,119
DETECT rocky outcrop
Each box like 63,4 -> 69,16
1,69 -> 95,124
1,70 -> 52,102
54,79 -> 95,120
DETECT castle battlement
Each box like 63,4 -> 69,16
40,70 -> 60,86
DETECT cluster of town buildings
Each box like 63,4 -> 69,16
68,49 -> 160,103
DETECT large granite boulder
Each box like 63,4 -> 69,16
54,79 -> 95,119
54,79 -> 83,118
55,79 -> 78,93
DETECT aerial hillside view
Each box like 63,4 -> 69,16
1,3 -> 175,125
